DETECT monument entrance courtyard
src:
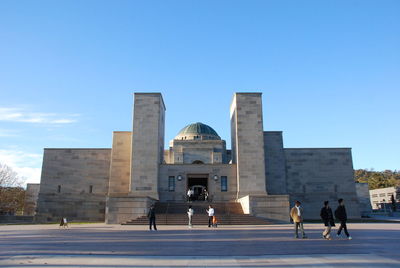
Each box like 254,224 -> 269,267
0,223 -> 399,267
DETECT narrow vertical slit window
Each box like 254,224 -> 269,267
57,185 -> 61,193
168,176 -> 175,192
89,185 -> 93,193
221,176 -> 228,192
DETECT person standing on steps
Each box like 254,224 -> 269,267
187,188 -> 191,202
148,204 -> 157,231
320,201 -> 335,240
290,201 -> 307,239
206,205 -> 214,227
203,188 -> 209,202
335,198 -> 352,240
187,205 -> 194,228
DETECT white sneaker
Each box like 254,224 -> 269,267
348,236 -> 352,240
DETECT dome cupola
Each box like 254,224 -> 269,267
175,122 -> 221,140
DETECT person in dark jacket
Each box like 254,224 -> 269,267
335,198 -> 351,240
148,204 -> 157,231
320,201 -> 335,240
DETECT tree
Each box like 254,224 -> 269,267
0,163 -> 26,215
355,169 -> 400,190
0,163 -> 24,187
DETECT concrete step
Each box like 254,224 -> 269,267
122,201 -> 271,225
123,214 -> 271,225
154,202 -> 244,214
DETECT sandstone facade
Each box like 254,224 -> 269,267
35,92 -> 361,223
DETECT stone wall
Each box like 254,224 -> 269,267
36,148 -> 111,222
263,131 -> 287,195
285,148 -> 360,219
106,195 -> 156,224
238,195 -> 290,222
24,183 -> 40,216
158,164 -> 237,202
131,93 -> 165,199
108,131 -> 132,194
355,183 -> 372,216
170,139 -> 227,164
230,93 -> 267,197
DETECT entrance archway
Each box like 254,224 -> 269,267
187,175 -> 208,201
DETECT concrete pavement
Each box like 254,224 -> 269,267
0,223 -> 399,267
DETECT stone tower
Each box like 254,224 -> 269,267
230,93 -> 267,198
130,93 -> 166,199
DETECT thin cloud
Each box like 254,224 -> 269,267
0,107 -> 78,124
0,129 -> 20,137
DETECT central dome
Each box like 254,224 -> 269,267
175,122 -> 221,140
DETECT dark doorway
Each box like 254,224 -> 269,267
188,177 -> 208,201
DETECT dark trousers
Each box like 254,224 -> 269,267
337,221 -> 349,237
294,222 -> 306,238
149,217 -> 157,230
208,216 -> 213,227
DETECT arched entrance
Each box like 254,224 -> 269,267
187,174 -> 208,201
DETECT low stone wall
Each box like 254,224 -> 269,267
238,194 -> 290,223
106,195 -> 157,224
35,193 -> 106,223
0,215 -> 34,224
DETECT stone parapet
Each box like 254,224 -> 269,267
238,194 -> 290,223
106,195 -> 157,224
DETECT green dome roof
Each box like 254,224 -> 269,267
175,122 -> 220,140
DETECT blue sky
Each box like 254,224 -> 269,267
0,0 -> 399,184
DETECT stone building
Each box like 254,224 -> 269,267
24,183 -> 40,216
36,92 -> 360,223
369,186 -> 399,209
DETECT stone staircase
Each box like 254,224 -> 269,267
122,202 -> 272,225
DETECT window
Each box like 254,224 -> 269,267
379,193 -> 386,197
168,176 -> 175,192
221,176 -> 228,192
89,185 -> 93,193
372,194 -> 378,198
57,185 -> 61,193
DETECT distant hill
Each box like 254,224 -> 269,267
355,169 -> 400,190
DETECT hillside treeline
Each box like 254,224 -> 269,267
355,169 -> 400,190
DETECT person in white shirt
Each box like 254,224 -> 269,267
290,201 -> 307,239
187,206 -> 194,228
187,189 -> 192,202
206,205 -> 214,227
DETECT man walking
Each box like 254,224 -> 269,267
290,201 -> 307,239
187,205 -> 194,228
335,198 -> 352,240
320,201 -> 335,240
206,205 -> 214,227
187,188 -> 192,202
148,204 -> 157,231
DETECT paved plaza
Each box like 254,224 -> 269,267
0,223 -> 399,267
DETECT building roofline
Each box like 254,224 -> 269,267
44,148 -> 111,150
234,92 -> 262,95
134,92 -> 166,110
284,147 -> 352,150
